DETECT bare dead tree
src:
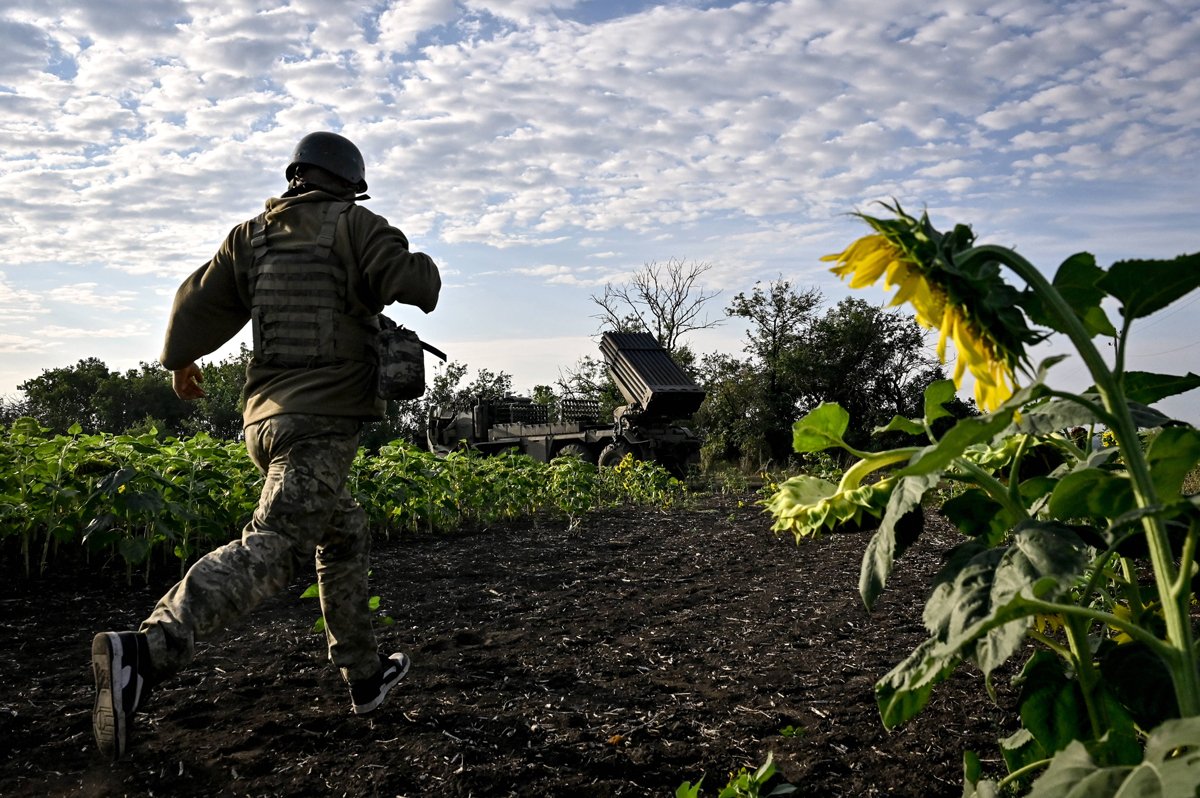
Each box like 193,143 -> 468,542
590,258 -> 723,354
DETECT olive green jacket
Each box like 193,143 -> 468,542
160,189 -> 441,425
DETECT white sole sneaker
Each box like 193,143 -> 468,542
92,632 -> 146,761
351,652 -> 410,715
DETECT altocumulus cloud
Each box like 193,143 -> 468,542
0,0 -> 1197,414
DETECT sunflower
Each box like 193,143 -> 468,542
763,474 -> 893,542
822,203 -> 1036,412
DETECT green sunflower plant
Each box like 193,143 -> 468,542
768,203 -> 1200,796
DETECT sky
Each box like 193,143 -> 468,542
2,0 -> 1199,424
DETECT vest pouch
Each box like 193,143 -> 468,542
376,315 -> 446,400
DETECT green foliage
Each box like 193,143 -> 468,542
699,281 -> 960,469
794,297 -> 943,451
300,579 -> 394,633
676,753 -> 796,798
6,348 -> 521,452
0,417 -> 257,579
16,358 -> 193,437
972,717 -> 1200,798
765,213 -> 1200,797
11,351 -> 247,440
1,423 -> 683,580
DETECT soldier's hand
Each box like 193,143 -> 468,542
172,363 -> 207,400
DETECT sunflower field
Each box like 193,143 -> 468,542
0,417 -> 683,581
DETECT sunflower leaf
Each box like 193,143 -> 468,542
875,415 -> 925,436
1023,253 -> 1118,338
1026,717 -> 1200,798
898,411 -> 1014,476
877,523 -> 1090,729
859,474 -> 935,610
791,402 -> 850,453
923,379 -> 957,425
1048,469 -> 1136,521
1096,252 -> 1200,320
1146,427 -> 1200,496
1119,371 -> 1200,406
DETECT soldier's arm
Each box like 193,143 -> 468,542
160,226 -> 253,370
349,209 -> 441,314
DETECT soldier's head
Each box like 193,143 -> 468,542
286,131 -> 368,196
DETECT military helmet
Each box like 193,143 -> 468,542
286,131 -> 368,192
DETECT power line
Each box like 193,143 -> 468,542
1137,292 -> 1200,329
1136,339 -> 1200,357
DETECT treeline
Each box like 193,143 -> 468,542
1,352 -> 247,440
1,276 -> 973,468
0,346 -> 514,453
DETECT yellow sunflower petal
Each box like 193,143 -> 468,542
848,251 -> 891,288
882,258 -> 909,290
953,347 -> 967,385
936,304 -> 956,362
888,269 -> 922,308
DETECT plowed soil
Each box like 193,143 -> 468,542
1,492 -> 1016,797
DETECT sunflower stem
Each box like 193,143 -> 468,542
837,447 -> 921,491
955,458 -> 1028,522
1063,614 -> 1107,743
963,244 -> 1200,716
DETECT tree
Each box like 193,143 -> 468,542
693,352 -> 768,468
18,358 -> 116,434
789,297 -> 939,450
555,355 -> 624,423
696,283 -> 950,468
727,278 -> 823,366
568,257 -> 720,427
590,258 -> 722,356
0,394 -> 30,428
18,358 -> 196,437
530,384 -> 559,419
110,362 -> 193,437
723,279 -> 824,462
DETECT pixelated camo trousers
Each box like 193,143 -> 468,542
140,413 -> 380,682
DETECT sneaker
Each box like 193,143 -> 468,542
350,652 -> 410,715
92,631 -> 152,761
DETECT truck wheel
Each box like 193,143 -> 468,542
554,443 -> 596,464
598,441 -> 632,468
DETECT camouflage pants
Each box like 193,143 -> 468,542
140,414 -> 380,683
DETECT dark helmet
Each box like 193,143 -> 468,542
286,131 -> 367,192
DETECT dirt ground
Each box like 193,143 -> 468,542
1,492 -> 1017,797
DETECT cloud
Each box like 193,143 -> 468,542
506,262 -> 624,287
376,0 -> 460,51
39,322 -> 149,339
47,282 -> 139,310
0,271 -> 48,323
4,0 -> 1198,279
2,0 -> 1200,412
0,333 -> 44,354
60,0 -> 189,40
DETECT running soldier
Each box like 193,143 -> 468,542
91,131 -> 441,761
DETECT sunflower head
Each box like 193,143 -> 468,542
762,474 -> 893,542
824,201 -> 1043,411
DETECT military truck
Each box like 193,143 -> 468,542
426,332 -> 705,475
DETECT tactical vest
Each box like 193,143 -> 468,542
248,201 -> 376,368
